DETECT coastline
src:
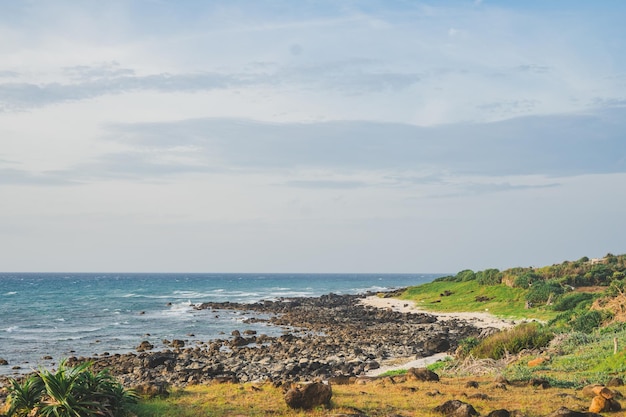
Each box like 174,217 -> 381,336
2,292 -> 504,387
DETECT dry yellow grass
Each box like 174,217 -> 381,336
132,375 -> 626,417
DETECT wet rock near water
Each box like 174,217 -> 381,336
5,293 -> 483,388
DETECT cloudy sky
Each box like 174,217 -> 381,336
1,0 -> 625,273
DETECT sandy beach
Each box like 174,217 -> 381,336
360,295 -> 517,330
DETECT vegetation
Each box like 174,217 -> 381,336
5,253 -> 626,417
5,361 -> 137,417
466,322 -> 553,360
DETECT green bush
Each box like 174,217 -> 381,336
525,280 -> 564,305
457,269 -> 476,282
470,323 -> 553,360
476,269 -> 502,286
572,310 -> 604,333
513,272 -> 540,289
6,360 -> 137,417
551,292 -> 594,311
456,336 -> 480,358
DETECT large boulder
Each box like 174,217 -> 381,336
589,395 -> 621,413
434,400 -> 479,417
284,382 -> 332,409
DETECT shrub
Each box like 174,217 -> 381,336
470,323 -> 553,360
6,360 -> 137,417
572,310 -> 604,333
513,272 -> 540,289
525,280 -> 564,305
551,292 -> 594,312
455,336 -> 480,358
476,269 -> 502,286
457,270 -> 476,282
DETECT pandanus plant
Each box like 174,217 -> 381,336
6,360 -> 137,417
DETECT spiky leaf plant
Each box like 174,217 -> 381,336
6,374 -> 45,417
5,360 -> 136,417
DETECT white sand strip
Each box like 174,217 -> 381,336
359,295 -> 517,330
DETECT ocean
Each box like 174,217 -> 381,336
0,272 -> 441,376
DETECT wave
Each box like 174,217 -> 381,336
4,291 -> 17,295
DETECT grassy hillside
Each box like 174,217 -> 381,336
399,253 -> 626,328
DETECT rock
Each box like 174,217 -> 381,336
434,400 -> 479,417
486,410 -> 510,417
328,376 -> 354,385
424,337 -> 450,354
136,341 -> 154,352
582,384 -> 614,399
545,406 -> 603,417
170,339 -> 185,349
133,382 -> 170,398
0,358 -> 8,366
407,367 -> 439,382
607,377 -> 624,387
465,381 -> 479,388
529,378 -> 550,389
589,395 -> 622,413
284,382 -> 332,409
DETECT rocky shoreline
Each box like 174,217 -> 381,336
0,292 -> 489,389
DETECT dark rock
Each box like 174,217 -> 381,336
607,377 -> 624,387
545,406 -> 603,417
434,400 -> 479,417
424,337 -> 450,354
170,339 -> 185,348
487,410 -> 510,417
465,381 -> 479,388
284,382 -> 332,409
133,381 -> 169,398
0,358 -> 8,365
136,341 -> 154,352
407,367 -> 439,382
529,377 -> 550,389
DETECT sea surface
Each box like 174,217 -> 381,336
0,273 -> 442,376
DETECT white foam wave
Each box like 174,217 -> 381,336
5,326 -> 19,332
5,291 -> 17,295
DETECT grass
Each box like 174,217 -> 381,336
129,375 -> 612,417
399,280 -> 556,321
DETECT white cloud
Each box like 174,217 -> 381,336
1,0 -> 625,272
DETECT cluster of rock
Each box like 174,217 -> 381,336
51,293 -> 481,388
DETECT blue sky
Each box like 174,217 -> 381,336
1,0 -> 625,272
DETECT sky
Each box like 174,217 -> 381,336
1,0 -> 625,273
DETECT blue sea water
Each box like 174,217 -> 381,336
0,273 -> 441,376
